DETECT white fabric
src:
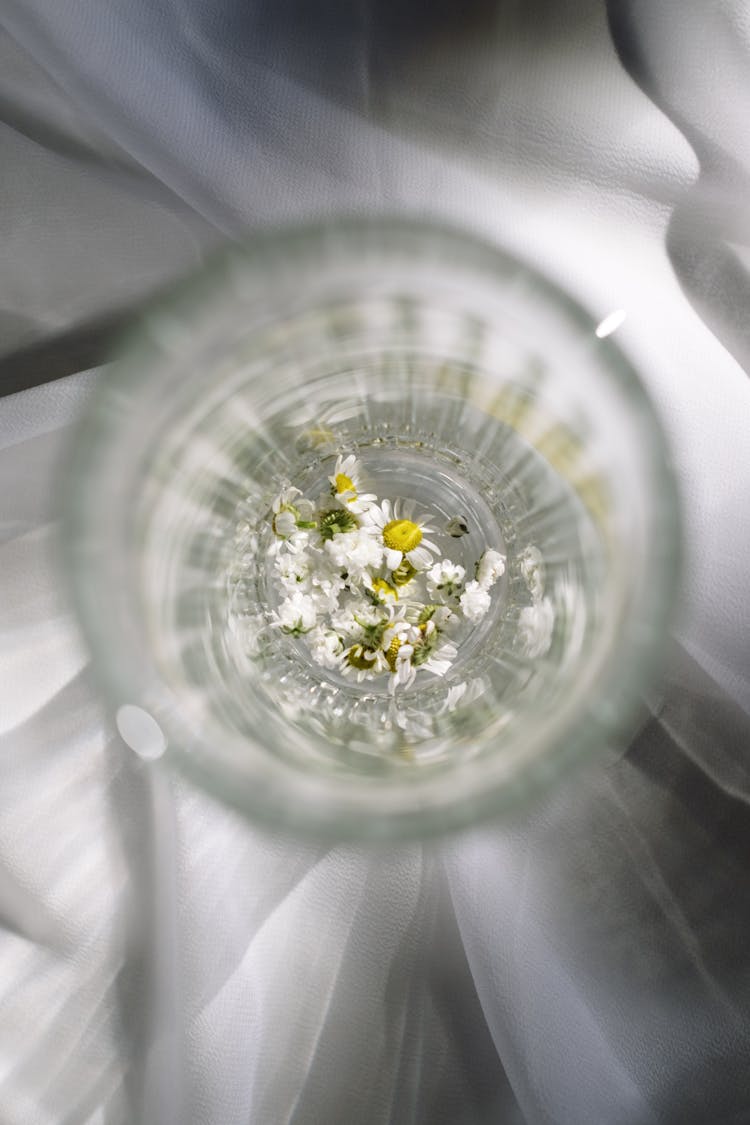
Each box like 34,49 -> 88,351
1,2 -> 750,1122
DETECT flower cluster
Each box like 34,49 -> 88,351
268,454 -> 505,693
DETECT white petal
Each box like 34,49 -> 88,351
425,658 -> 451,676
385,548 -> 403,570
407,547 -> 432,570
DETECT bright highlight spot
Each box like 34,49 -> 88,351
116,704 -> 167,760
595,309 -> 627,338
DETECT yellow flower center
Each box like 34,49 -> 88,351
335,473 -> 356,496
346,645 -> 377,671
383,519 -> 422,554
391,561 -> 417,587
371,578 -> 398,601
385,636 -> 402,672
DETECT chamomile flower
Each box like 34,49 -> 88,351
328,454 -> 359,500
330,598 -> 383,644
364,499 -> 439,572
366,576 -> 399,605
388,641 -> 417,693
272,508 -> 297,539
353,606 -> 392,650
417,603 -> 456,631
426,559 -> 466,600
380,613 -> 412,658
420,640 -> 458,678
342,643 -> 388,682
272,487 -> 315,535
476,549 -> 506,590
459,580 -> 492,623
275,591 -> 317,635
407,620 -> 457,678
319,507 -> 359,541
389,559 -> 418,591
328,454 -> 377,514
270,486 -> 315,555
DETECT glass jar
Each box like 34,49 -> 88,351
61,218 -> 680,840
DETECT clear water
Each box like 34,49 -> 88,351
212,379 -> 605,765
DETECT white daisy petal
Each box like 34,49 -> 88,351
385,547 -> 403,570
346,491 -> 378,515
295,498 -> 316,522
441,682 -> 468,713
273,510 -> 297,537
406,546 -> 432,570
272,485 -> 302,514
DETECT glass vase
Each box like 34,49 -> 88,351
62,218 -> 680,839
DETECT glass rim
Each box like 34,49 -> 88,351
60,214 -> 682,840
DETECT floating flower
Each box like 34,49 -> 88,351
269,486 -> 316,555
328,454 -> 359,499
387,639 -> 416,693
390,559 -> 418,589
276,591 -> 317,635
328,454 -> 377,514
419,639 -> 458,678
426,559 -> 466,600
342,643 -> 388,682
309,565 -> 347,612
417,603 -> 456,631
381,614 -> 412,659
476,549 -> 506,590
323,528 -> 383,576
319,507 -> 359,541
364,499 -> 439,571
366,576 -> 399,604
307,626 -> 345,670
459,580 -> 492,623
407,620 -> 455,679
272,486 -> 316,536
352,606 -> 392,651
276,551 -> 312,590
